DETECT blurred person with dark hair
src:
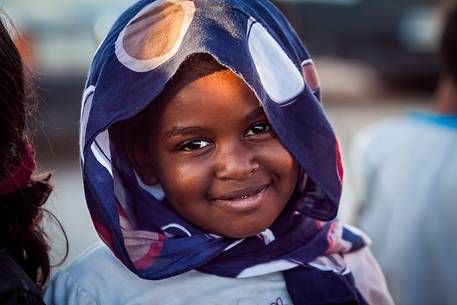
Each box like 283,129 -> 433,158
0,15 -> 66,305
350,5 -> 457,305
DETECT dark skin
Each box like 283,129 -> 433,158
434,76 -> 457,114
132,70 -> 299,238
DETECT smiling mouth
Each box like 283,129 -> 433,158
211,184 -> 270,212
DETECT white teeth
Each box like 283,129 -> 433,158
217,187 -> 266,202
238,189 -> 262,200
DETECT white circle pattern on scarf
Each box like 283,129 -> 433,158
301,59 -> 320,92
90,130 -> 112,176
80,85 -> 95,162
247,17 -> 304,104
115,0 -> 195,72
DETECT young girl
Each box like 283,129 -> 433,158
45,1 -> 393,304
0,15 -> 66,305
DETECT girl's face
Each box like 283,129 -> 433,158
134,69 -> 299,238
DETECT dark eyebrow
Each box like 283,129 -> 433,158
165,107 -> 265,139
165,126 -> 205,139
245,106 -> 266,122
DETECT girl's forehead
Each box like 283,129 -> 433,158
158,69 -> 261,120
160,53 -> 229,98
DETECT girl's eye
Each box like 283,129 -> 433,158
245,122 -> 271,136
179,139 -> 211,151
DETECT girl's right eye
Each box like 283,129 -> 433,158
178,139 -> 212,151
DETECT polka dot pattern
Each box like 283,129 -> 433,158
247,18 -> 304,104
80,85 -> 95,162
115,0 -> 195,72
302,59 -> 320,92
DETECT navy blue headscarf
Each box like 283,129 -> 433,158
80,1 -> 369,303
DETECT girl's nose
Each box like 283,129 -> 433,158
214,142 -> 259,181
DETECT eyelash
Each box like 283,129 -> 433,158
177,121 -> 272,151
179,139 -> 212,151
245,121 -> 271,137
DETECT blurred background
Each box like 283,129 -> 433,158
0,0 -> 449,292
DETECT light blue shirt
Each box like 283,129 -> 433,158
44,244 -> 293,305
44,243 -> 393,305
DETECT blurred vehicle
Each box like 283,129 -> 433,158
1,0 -> 137,143
273,0 -> 441,87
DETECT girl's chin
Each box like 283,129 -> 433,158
211,222 -> 274,239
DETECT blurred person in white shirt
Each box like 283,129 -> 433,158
350,5 -> 457,305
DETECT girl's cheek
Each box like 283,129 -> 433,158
261,141 -> 294,163
175,161 -> 210,186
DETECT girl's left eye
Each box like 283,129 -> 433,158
178,139 -> 211,151
245,122 -> 271,136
